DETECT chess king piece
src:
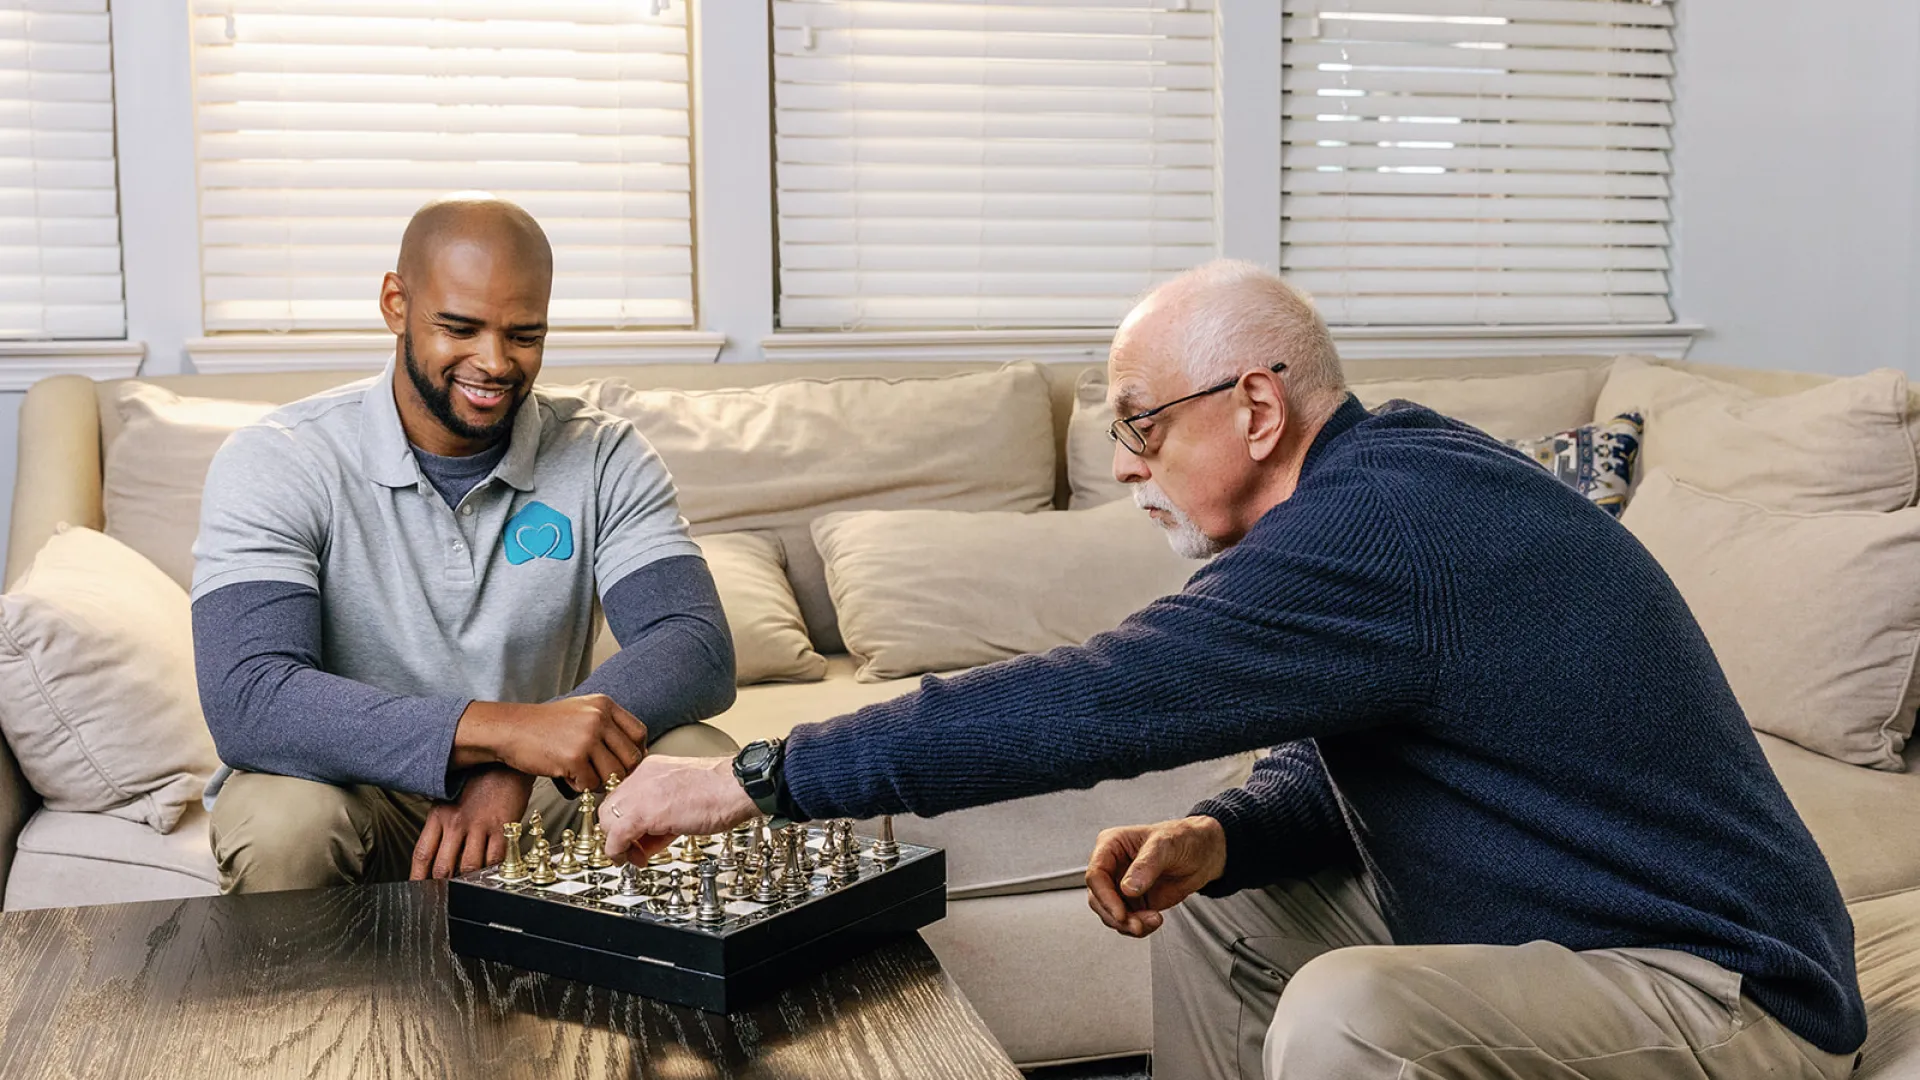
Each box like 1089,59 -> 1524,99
751,843 -> 782,903
498,821 -> 529,882
873,815 -> 900,864
695,861 -> 727,926
573,792 -> 599,863
662,868 -> 692,917
528,836 -> 557,885
782,827 -> 810,900
555,830 -> 583,876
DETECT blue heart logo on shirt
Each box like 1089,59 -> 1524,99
503,501 -> 575,564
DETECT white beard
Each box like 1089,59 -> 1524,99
1133,481 -> 1224,560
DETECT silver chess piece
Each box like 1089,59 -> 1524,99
715,832 -> 739,875
661,867 -> 692,917
751,842 -> 781,903
830,820 -> 862,880
873,815 -> 900,865
781,827 -> 810,900
617,863 -> 645,898
695,860 -> 727,926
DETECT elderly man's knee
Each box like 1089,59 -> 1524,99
650,722 -> 738,758
211,774 -> 370,893
1265,946 -> 1418,1071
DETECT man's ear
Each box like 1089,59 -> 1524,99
379,272 -> 408,336
1239,368 -> 1288,463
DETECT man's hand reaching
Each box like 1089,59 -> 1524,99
599,755 -> 758,862
1085,815 -> 1229,938
411,766 -> 535,880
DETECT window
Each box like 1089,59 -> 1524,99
1280,0 -> 1676,325
188,0 -> 694,333
1,0 -> 122,340
771,0 -> 1217,331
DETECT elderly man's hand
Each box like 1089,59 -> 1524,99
599,754 -> 758,860
1085,815 -> 1229,938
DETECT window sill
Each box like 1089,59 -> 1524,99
0,340 -> 147,391
760,324 -> 1701,364
185,331 -> 726,374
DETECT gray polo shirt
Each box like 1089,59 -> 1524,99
193,359 -> 701,715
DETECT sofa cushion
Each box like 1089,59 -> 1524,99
4,804 -> 220,910
574,365 -> 1059,653
0,527 -> 220,833
814,499 -> 1201,682
588,531 -> 826,686
1624,473 -> 1920,770
1595,357 -> 1918,512
1066,366 -> 1608,508
1847,888 -> 1920,1077
103,383 -> 275,589
1761,734 -> 1920,903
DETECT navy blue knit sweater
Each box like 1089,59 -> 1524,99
784,395 -> 1866,1055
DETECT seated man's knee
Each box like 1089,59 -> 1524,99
650,722 -> 738,757
211,773 -> 370,893
1265,946 -> 1417,1074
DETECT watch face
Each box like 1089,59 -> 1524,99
739,741 -> 774,773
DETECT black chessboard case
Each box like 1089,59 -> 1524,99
447,828 -> 946,1012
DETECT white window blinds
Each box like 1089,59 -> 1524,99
772,0 -> 1218,331
1,0 -> 122,340
189,1 -> 693,333
1281,0 -> 1675,325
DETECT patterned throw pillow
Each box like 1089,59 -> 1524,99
1508,413 -> 1645,517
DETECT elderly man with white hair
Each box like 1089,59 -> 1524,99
601,260 -> 1864,1080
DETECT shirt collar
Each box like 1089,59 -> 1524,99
360,352 -> 541,493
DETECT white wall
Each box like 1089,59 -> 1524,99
1669,0 -> 1920,376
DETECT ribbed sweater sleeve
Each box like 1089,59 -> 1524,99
576,554 -> 737,739
782,463 -> 1432,832
1194,740 -> 1357,895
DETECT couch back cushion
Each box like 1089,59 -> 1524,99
572,364 -> 1058,651
814,499 -> 1202,682
1623,471 -> 1920,770
1595,357 -> 1918,512
1067,364 -> 1609,507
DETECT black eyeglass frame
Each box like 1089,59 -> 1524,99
1107,361 -> 1288,455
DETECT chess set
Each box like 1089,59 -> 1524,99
447,777 -> 945,1013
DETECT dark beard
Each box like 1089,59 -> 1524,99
402,329 -> 523,445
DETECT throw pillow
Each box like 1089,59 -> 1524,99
0,527 -> 220,831
589,531 -> 826,686
1621,472 -> 1920,770
104,383 -> 276,589
1065,366 -> 1607,509
1594,357 -> 1917,512
1507,413 -> 1644,518
814,499 -> 1203,682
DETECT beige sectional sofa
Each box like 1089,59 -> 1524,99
4,353 -> 1920,1073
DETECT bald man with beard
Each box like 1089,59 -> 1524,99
191,194 -> 738,893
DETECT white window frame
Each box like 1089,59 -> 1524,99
18,0 -> 1693,385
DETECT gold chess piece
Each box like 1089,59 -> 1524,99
555,829 -> 584,876
605,771 -> 622,791
498,821 -> 529,882
588,823 -> 613,870
573,792 -> 600,863
528,836 -> 557,885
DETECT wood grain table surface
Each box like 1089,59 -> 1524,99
0,880 -> 1022,1079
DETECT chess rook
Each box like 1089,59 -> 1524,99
696,861 -> 726,925
498,821 -> 528,882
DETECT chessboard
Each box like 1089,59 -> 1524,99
447,815 -> 945,1013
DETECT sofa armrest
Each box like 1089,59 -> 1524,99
8,375 -> 104,589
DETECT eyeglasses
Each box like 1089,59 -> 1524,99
1107,362 -> 1288,455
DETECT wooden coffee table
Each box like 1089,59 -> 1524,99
0,880 -> 1022,1079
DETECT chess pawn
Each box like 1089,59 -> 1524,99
873,815 -> 900,864
781,828 -> 810,900
831,820 -> 861,880
661,868 -> 692,917
573,792 -> 599,863
695,860 -> 727,926
587,824 -> 613,870
751,843 -> 782,903
497,821 -> 529,882
555,830 -> 584,876
528,837 -> 557,885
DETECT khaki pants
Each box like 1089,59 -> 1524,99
210,722 -> 738,893
1151,869 -> 1859,1080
